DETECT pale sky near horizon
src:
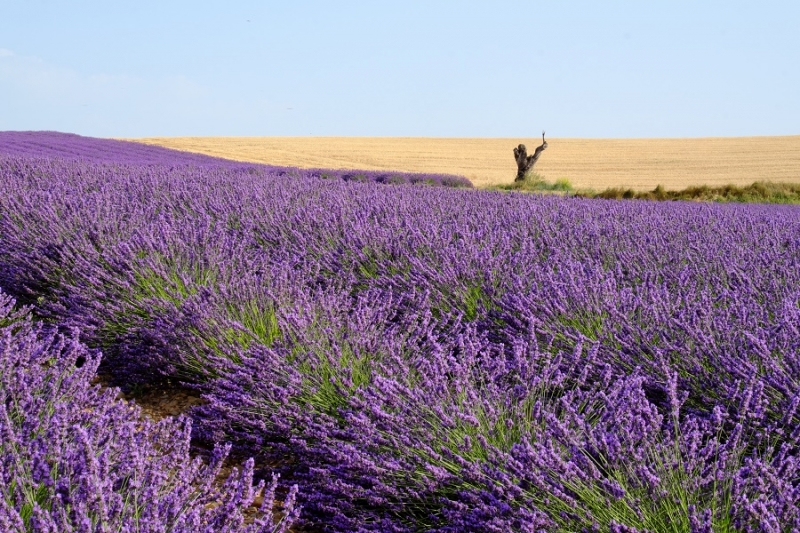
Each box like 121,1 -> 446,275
1,1 -> 798,138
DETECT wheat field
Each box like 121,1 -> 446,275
133,136 -> 800,191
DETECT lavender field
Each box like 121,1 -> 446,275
1,131 -> 800,532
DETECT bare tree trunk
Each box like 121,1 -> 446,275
514,132 -> 548,182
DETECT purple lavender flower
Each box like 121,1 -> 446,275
0,289 -> 298,532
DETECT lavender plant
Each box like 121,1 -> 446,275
0,289 -> 298,532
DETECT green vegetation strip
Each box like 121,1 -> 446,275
495,176 -> 800,204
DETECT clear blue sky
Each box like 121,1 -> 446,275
1,0 -> 798,138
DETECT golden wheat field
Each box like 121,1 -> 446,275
133,136 -> 800,191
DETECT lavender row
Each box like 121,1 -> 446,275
0,289 -> 298,532
0,131 -> 245,166
1,145 -> 799,529
0,131 -> 472,187
2,152 -> 795,416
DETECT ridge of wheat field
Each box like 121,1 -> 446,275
133,136 -> 800,191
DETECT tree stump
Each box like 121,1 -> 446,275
514,131 -> 548,182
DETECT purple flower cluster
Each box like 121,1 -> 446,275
0,290 -> 298,532
1,131 -> 799,531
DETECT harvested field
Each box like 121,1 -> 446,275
133,135 -> 800,190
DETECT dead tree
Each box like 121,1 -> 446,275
514,131 -> 548,182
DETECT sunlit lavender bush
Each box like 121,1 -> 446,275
0,289 -> 298,532
1,131 -> 799,531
